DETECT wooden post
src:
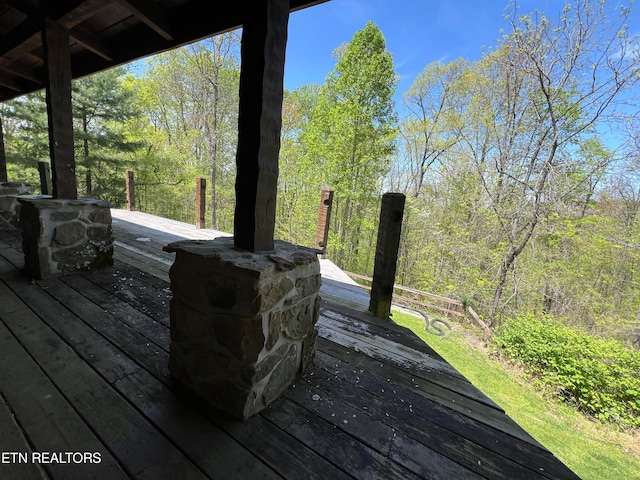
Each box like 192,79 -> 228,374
314,188 -> 334,255
0,116 -> 7,183
233,0 -> 289,252
369,193 -> 406,319
42,18 -> 77,200
196,177 -> 206,229
38,161 -> 53,195
125,170 -> 135,211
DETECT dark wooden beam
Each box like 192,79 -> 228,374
42,17 -> 77,200
0,115 -> 7,182
233,0 -> 289,252
70,25 -> 113,61
115,0 -> 174,41
369,193 -> 406,319
314,188 -> 334,255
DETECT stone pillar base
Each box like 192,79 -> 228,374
164,237 -> 321,420
18,195 -> 113,279
0,182 -> 30,230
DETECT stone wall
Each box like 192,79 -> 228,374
0,182 -> 30,230
164,237 -> 321,419
18,195 -> 113,279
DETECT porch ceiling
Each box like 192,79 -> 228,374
0,0 -> 327,103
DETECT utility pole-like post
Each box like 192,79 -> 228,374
369,193 -> 406,319
314,188 -> 334,256
125,170 -> 135,211
196,177 -> 206,229
38,161 -> 53,195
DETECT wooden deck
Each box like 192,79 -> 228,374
0,210 -> 580,480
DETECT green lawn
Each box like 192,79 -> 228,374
390,309 -> 640,480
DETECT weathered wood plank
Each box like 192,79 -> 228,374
25,276 -> 169,377
0,299 -> 129,480
113,248 -> 170,281
77,260 -> 171,326
0,281 -> 208,480
284,375 -> 487,480
313,350 -> 579,480
264,397 -> 427,480
60,273 -> 170,349
0,392 -> 48,480
321,306 -> 463,377
107,371 -> 283,480
298,359 -> 563,480
317,318 -> 496,405
316,336 -> 546,450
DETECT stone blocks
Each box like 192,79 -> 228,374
164,237 -> 321,419
18,195 -> 113,279
0,182 -> 30,230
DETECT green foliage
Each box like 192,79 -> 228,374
302,22 -> 397,271
493,314 -> 640,429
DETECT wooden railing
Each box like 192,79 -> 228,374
344,271 -> 491,332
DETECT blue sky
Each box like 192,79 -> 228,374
285,0 -> 538,97
284,0 -> 639,109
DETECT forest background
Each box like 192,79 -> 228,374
2,0 -> 640,349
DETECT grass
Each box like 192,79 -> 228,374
390,309 -> 640,480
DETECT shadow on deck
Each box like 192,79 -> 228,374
0,210 -> 580,480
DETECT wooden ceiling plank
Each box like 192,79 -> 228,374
2,61 -> 41,83
70,25 -> 113,61
0,74 -> 21,91
114,0 -> 173,41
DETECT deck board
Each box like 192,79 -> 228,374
0,213 -> 581,480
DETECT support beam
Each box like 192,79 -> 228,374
196,177 -> 206,229
0,116 -> 7,182
233,0 -> 289,252
125,170 -> 135,211
42,17 -> 77,200
314,188 -> 334,256
369,193 -> 406,319
37,161 -> 52,195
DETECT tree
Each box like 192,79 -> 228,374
0,91 -> 49,187
134,34 -> 240,229
400,58 -> 467,197
460,0 -> 640,325
186,33 -> 240,228
276,84 -> 321,245
72,67 -> 141,200
303,22 -> 397,271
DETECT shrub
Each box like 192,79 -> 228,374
492,314 -> 640,429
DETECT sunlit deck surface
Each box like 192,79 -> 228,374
0,209 -> 580,480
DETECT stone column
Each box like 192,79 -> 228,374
18,195 -> 113,279
164,237 -> 321,419
0,182 -> 30,230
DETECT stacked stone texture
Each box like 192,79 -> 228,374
18,195 -> 113,279
0,182 -> 30,230
164,237 -> 321,419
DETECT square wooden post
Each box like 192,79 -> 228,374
233,0 -> 289,252
42,18 -> 77,200
38,161 -> 52,196
196,177 -> 206,229
125,170 -> 135,211
369,193 -> 406,319
0,116 -> 7,183
314,188 -> 334,255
